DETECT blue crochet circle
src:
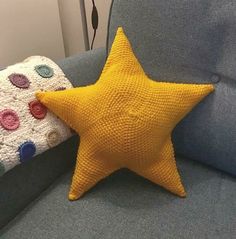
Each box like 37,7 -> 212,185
19,141 -> 36,163
0,162 -> 5,176
35,65 -> 54,78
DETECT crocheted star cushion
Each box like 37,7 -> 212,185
0,56 -> 73,176
36,27 -> 214,201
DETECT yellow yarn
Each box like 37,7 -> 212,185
36,27 -> 214,201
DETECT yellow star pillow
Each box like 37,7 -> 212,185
36,27 -> 214,201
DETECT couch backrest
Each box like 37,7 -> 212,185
107,0 -> 236,82
107,0 -> 236,176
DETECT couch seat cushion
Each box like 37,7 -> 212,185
1,157 -> 235,239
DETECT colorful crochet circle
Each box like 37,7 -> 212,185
8,73 -> 30,89
55,87 -> 66,91
35,65 -> 54,78
46,129 -> 61,147
19,141 -> 36,163
0,109 -> 20,130
29,100 -> 47,119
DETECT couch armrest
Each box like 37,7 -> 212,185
0,48 -> 106,229
58,48 -> 106,87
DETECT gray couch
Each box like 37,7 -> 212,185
1,0 -> 236,238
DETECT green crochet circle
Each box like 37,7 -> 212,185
35,65 -> 54,78
0,162 -> 5,176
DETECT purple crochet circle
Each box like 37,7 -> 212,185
55,87 -> 66,91
8,73 -> 30,89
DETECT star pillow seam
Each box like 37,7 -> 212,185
36,27 -> 214,201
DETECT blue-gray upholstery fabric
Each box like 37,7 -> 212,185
107,0 -> 236,175
58,48 -> 106,87
174,78 -> 236,175
0,48 -> 106,229
1,157 -> 235,239
0,137 -> 78,229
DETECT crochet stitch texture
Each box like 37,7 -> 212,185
0,56 -> 73,176
36,27 -> 214,200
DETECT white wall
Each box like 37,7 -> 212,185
0,0 -> 65,67
0,0 -> 112,67
58,0 -> 85,57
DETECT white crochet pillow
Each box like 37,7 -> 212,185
0,56 -> 73,176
